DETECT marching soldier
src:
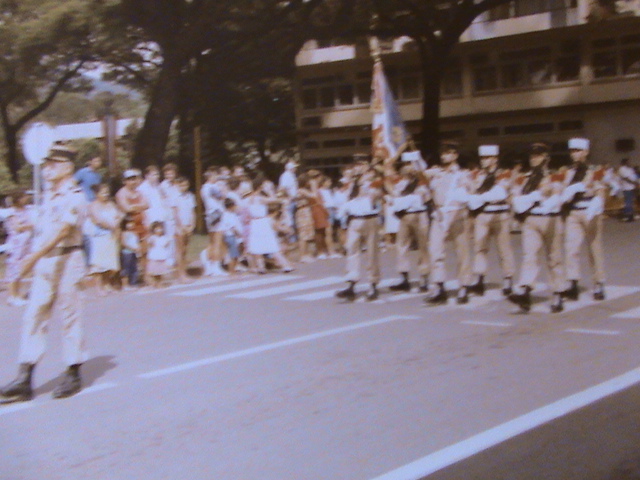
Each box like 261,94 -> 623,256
467,145 -> 516,296
560,137 -> 607,301
424,141 -> 473,305
508,143 -> 565,313
0,146 -> 89,403
388,159 -> 431,293
335,165 -> 383,302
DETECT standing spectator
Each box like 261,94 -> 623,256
308,172 -> 330,259
200,167 -> 226,276
4,190 -> 34,306
115,169 -> 149,277
318,176 -> 341,258
295,173 -> 316,262
145,221 -> 172,288
75,156 -> 103,265
87,183 -> 124,296
120,217 -> 141,289
219,198 -> 244,275
618,158 -> 638,222
74,157 -> 103,202
278,161 -> 299,242
174,176 -> 196,282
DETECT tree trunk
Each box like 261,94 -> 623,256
131,49 -> 187,169
4,125 -> 20,183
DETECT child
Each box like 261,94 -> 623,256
175,176 -> 196,282
218,198 -> 244,275
146,221 -> 172,288
120,217 -> 141,289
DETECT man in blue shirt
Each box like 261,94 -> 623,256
74,156 -> 103,201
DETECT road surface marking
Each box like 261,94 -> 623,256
370,365 -> 640,480
172,275 -> 302,297
228,276 -> 345,299
138,315 -> 420,379
77,382 -> 119,396
462,320 -> 512,328
137,276 -> 227,295
565,328 -> 621,336
529,286 -> 640,314
612,306 -> 640,319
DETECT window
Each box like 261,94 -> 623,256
442,60 -> 463,96
558,120 -> 584,131
302,90 -> 317,110
337,84 -> 354,105
478,127 -> 501,137
471,54 -> 498,92
488,0 -> 577,20
621,34 -> 640,75
556,41 -> 581,82
301,117 -> 321,127
592,38 -> 618,78
399,75 -> 421,99
499,47 -> 553,88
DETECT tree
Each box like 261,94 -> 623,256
115,0 -> 325,169
0,0 -> 113,180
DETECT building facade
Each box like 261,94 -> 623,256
294,0 -> 640,171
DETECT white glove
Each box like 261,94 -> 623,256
586,196 -> 604,221
539,194 -> 561,214
512,191 -> 542,214
467,194 -> 484,211
561,182 -> 586,204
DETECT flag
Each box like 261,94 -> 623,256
370,60 -> 410,163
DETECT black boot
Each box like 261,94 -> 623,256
425,283 -> 447,305
418,275 -> 430,293
467,275 -> 485,296
550,292 -> 564,313
52,364 -> 82,399
593,282 -> 606,301
365,283 -> 379,301
508,286 -> 532,312
561,280 -> 579,301
502,277 -> 513,296
0,363 -> 35,404
456,286 -> 469,304
335,281 -> 356,302
389,272 -> 411,292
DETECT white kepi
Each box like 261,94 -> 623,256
22,122 -> 56,205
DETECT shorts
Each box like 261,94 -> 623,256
223,234 -> 240,259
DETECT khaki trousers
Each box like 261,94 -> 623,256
472,211 -> 515,277
429,209 -> 472,285
564,210 -> 605,284
345,217 -> 380,284
517,215 -> 565,292
19,250 -> 89,366
396,211 -> 430,276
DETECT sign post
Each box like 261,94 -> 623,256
22,122 -> 55,206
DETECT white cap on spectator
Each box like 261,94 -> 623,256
568,138 -> 590,150
478,145 -> 499,157
123,169 -> 141,179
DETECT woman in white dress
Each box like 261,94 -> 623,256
88,183 -> 124,295
245,175 -> 293,274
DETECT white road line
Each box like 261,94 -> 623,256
565,328 -> 621,336
370,365 -> 640,480
462,320 -> 512,328
228,276 -> 345,299
529,286 -> 640,314
172,275 -> 302,297
138,314 -> 421,379
137,277 -> 227,295
612,306 -> 640,319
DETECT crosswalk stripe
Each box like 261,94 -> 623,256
137,276 -> 228,295
228,276 -> 345,299
565,328 -> 620,336
462,320 -> 512,328
611,305 -> 640,319
528,286 -> 640,314
172,275 -> 302,297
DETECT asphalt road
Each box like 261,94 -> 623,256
1,218 -> 640,480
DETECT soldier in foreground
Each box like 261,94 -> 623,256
0,146 -> 89,403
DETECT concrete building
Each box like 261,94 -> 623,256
294,0 -> 640,171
